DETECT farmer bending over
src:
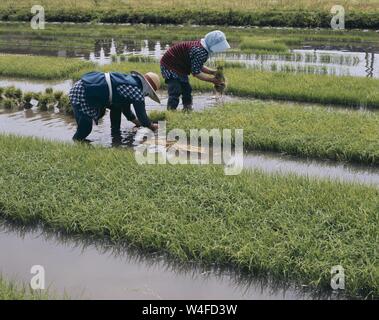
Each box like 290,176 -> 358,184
69,71 -> 160,142
160,30 -> 230,111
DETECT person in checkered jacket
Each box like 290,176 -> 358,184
69,71 -> 161,142
160,30 -> 230,111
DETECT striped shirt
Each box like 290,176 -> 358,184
160,40 -> 209,80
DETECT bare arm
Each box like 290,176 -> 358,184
201,66 -> 217,75
194,72 -> 223,85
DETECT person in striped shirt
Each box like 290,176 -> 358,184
160,30 -> 230,111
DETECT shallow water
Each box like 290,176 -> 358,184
0,221 -> 342,300
0,108 -> 378,188
1,26 -> 379,78
0,78 -> 73,93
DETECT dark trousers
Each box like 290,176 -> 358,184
72,105 -> 93,141
110,104 -> 135,134
166,79 -> 193,110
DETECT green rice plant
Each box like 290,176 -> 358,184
32,92 -> 42,101
45,87 -> 54,95
1,0 -> 379,28
126,55 -> 157,63
53,91 -> 64,102
22,92 -> 34,109
0,55 -> 94,80
0,86 -> 71,113
38,94 -> 55,111
164,101 -> 379,165
1,98 -> 16,110
240,37 -> 289,53
148,110 -> 166,122
0,135 -> 377,298
72,60 -> 379,109
0,277 -> 49,300
56,95 -> 73,116
4,86 -> 22,100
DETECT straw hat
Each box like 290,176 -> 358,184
131,71 -> 161,104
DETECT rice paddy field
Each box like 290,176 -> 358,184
1,0 -> 379,28
0,7 -> 378,302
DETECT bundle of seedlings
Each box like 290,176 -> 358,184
22,92 -> 34,109
38,88 -> 56,111
1,86 -> 23,110
214,65 -> 227,95
0,86 -> 74,114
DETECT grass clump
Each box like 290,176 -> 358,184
0,135 -> 377,298
165,101 -> 379,165
0,54 -> 93,80
0,277 -> 49,300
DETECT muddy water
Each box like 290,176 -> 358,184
0,109 -> 378,187
0,221 -> 341,300
0,78 -> 73,93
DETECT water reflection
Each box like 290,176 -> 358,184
0,219 -> 349,300
1,34 -> 379,77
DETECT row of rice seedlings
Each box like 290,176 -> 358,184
111,54 -> 158,64
0,86 -> 72,115
71,60 -> 379,109
318,54 -> 361,66
239,37 -> 289,54
245,62 -> 332,76
207,59 -> 247,69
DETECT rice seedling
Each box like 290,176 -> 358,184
240,37 -> 289,54
70,60 -> 379,108
1,98 -> 16,110
4,86 -> 22,100
0,86 -> 73,114
0,54 -> 93,80
149,110 -> 167,122
22,92 -> 34,109
0,134 -> 377,298
164,100 -> 379,165
125,55 -> 157,63
1,0 -> 379,28
214,65 -> 227,95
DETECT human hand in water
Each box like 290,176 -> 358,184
150,123 -> 159,132
132,119 -> 141,127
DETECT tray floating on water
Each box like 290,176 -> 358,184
142,138 -> 207,154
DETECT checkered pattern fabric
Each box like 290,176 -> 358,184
161,46 -> 209,81
69,80 -> 98,119
69,81 -> 145,119
189,46 -> 209,75
160,65 -> 189,82
116,84 -> 145,102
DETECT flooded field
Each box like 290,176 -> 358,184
1,220 -> 339,300
0,23 -> 378,300
1,108 -> 378,187
1,24 -> 379,78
